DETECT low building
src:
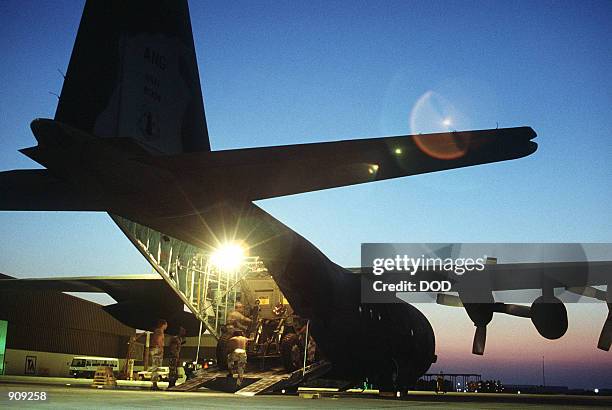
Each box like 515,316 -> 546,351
0,287 -> 219,378
0,289 -> 135,377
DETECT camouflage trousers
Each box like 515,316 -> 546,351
149,347 -> 163,383
168,357 -> 179,386
227,349 -> 247,385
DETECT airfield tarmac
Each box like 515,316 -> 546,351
1,383 -> 611,409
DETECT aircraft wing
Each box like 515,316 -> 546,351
466,261 -> 611,292
0,273 -> 200,334
141,126 -> 537,201
416,261 -> 612,353
359,261 -> 612,292
0,274 -> 172,302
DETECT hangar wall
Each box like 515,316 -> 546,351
0,289 -> 135,377
3,349 -> 126,378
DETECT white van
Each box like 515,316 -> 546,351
137,366 -> 170,381
69,356 -> 119,378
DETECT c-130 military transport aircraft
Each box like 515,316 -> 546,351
1,0 -> 609,393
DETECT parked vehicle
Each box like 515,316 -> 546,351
137,366 -> 170,381
69,356 -> 119,378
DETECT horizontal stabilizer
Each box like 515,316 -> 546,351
141,126 -> 537,200
0,169 -> 105,211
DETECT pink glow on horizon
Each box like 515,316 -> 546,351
415,303 -> 612,388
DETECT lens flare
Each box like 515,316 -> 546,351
210,242 -> 246,272
410,91 -> 470,160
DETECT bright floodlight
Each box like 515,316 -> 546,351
210,242 -> 245,272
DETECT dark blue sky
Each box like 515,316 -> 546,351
0,0 -> 611,388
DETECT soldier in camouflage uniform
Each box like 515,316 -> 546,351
149,319 -> 167,390
168,326 -> 186,388
227,330 -> 248,386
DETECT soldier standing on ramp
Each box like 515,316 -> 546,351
168,326 -> 186,388
227,330 -> 248,386
150,319 -> 167,390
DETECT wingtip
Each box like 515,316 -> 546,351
525,126 -> 537,139
510,126 -> 537,140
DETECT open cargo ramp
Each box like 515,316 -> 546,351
169,360 -> 331,395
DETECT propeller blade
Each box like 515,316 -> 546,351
566,286 -> 607,301
499,303 -> 531,318
597,303 -> 612,351
436,293 -> 463,307
472,325 -> 487,355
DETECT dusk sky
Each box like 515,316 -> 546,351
0,1 -> 611,388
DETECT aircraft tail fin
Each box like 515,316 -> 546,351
54,0 -> 210,155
